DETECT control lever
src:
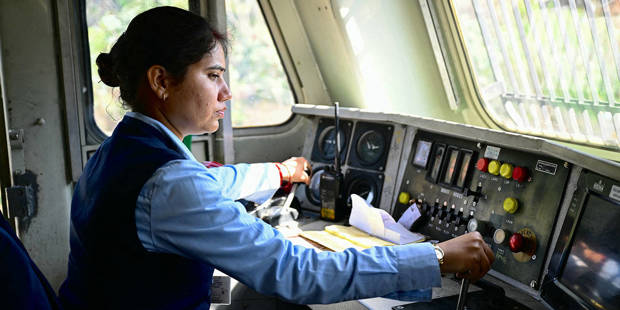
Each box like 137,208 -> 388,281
464,183 -> 484,203
456,278 -> 469,310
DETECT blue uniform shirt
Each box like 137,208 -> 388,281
129,112 -> 442,304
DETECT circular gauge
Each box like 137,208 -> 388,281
356,130 -> 386,165
318,126 -> 346,161
346,177 -> 378,207
305,167 -> 326,205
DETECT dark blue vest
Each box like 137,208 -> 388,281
59,116 -> 214,309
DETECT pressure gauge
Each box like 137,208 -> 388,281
356,130 -> 386,165
318,126 -> 347,161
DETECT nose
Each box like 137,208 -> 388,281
219,80 -> 232,102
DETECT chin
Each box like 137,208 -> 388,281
205,123 -> 220,134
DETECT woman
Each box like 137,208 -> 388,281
59,6 -> 493,310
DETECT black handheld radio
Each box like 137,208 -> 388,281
319,102 -> 344,221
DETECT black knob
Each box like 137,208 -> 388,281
445,206 -> 457,222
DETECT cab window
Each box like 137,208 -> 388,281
226,0 -> 295,128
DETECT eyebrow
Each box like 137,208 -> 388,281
207,65 -> 226,72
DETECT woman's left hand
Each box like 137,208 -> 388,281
280,157 -> 312,185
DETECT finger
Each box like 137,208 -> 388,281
468,257 -> 483,282
483,243 -> 495,265
478,249 -> 491,275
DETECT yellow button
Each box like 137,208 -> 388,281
488,160 -> 501,175
500,163 -> 513,179
398,192 -> 411,205
503,197 -> 519,214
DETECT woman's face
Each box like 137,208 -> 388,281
163,43 -> 231,136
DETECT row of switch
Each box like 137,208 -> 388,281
476,158 -> 529,183
405,196 -> 531,254
399,192 -> 520,215
413,200 -> 472,228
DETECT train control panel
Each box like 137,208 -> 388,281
292,104 -> 620,307
393,131 -> 569,291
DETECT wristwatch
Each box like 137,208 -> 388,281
433,244 -> 445,265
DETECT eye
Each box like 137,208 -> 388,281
208,73 -> 220,80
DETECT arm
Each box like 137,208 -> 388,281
138,159 -> 441,304
204,162 -> 280,203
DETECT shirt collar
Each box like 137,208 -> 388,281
125,111 -> 196,161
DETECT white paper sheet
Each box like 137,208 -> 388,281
349,194 -> 424,245
397,203 -> 422,230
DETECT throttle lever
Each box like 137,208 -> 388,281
456,278 -> 470,310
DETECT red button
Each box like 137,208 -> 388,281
513,166 -> 528,183
476,158 -> 489,172
509,233 -> 524,253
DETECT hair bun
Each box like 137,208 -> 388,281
96,52 -> 120,87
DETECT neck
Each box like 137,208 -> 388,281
140,105 -> 184,140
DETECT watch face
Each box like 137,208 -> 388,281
356,130 -> 386,165
434,245 -> 444,263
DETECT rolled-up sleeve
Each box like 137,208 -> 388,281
136,159 -> 441,304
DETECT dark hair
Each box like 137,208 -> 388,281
96,6 -> 227,108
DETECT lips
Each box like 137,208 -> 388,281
215,108 -> 226,118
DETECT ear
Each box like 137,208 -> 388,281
146,65 -> 170,100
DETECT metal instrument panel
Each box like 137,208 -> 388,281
394,131 -> 570,290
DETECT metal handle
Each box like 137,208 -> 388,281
456,278 -> 470,310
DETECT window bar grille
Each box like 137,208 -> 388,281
499,0 -> 531,95
602,1 -> 620,108
472,0 -> 505,86
538,0 -> 571,101
568,108 -> 587,142
498,0 -> 534,131
584,0 -> 615,107
550,0 -> 574,102
487,0 -> 519,95
568,0 -> 600,105
557,0 -> 586,105
512,1 -> 543,98
523,0 -> 555,100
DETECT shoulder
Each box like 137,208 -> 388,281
148,160 -> 223,196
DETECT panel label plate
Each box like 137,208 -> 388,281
484,146 -> 501,160
610,185 -> 620,202
535,160 -> 557,175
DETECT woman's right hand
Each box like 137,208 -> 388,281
279,157 -> 312,185
436,232 -> 495,282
